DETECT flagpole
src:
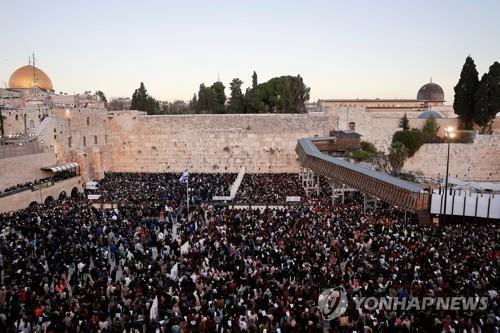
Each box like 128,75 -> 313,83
186,173 -> 189,222
185,160 -> 189,222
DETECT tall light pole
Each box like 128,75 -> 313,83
442,126 -> 455,223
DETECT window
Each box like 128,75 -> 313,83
105,134 -> 108,144
29,120 -> 35,128
83,136 -> 86,147
348,121 -> 356,131
68,137 -> 72,147
86,117 -> 90,126
94,135 -> 98,145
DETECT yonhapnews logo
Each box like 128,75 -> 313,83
318,286 -> 348,320
318,286 -> 490,320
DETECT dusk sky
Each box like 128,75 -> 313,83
1,0 -> 499,102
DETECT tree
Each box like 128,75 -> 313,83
108,98 -> 126,111
351,142 -> 377,162
95,90 -> 107,106
473,73 -> 490,133
245,75 -> 310,113
454,56 -> 479,130
399,113 -> 409,130
161,100 -> 190,115
228,78 -> 245,113
252,71 -> 258,89
473,62 -> 500,133
211,81 -> 226,114
388,142 -> 409,176
487,62 -> 500,127
360,141 -> 377,154
131,82 -> 160,114
189,94 -> 197,111
392,129 -> 424,157
196,84 -> 217,113
421,116 -> 440,142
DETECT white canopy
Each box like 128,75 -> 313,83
42,162 -> 79,173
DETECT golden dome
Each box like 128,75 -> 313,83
8,65 -> 53,91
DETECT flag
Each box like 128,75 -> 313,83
179,170 -> 189,183
150,296 -> 158,321
170,263 -> 179,281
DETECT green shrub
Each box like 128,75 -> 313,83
360,141 -> 377,154
421,117 -> 440,143
351,150 -> 376,162
392,129 -> 424,157
399,173 -> 417,182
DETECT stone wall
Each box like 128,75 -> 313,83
323,107 -> 458,151
405,135 -> 500,181
0,152 -> 55,191
109,111 -> 337,173
50,108 -> 113,181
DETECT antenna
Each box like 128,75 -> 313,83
32,52 -> 37,95
430,77 -> 432,83
217,72 -> 220,82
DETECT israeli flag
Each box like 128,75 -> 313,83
179,170 -> 189,183
150,296 -> 158,321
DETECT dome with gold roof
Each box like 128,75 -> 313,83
8,65 -> 53,91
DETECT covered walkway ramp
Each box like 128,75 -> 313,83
296,137 -> 431,224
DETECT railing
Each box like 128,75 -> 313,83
0,187 -> 27,198
0,174 -> 78,198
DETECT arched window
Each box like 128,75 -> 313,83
83,136 -> 86,147
29,119 -> 35,128
87,117 -> 90,126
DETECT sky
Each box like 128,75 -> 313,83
1,0 -> 499,102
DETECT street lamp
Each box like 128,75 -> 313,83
442,126 -> 455,223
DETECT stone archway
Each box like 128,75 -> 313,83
71,187 -> 79,198
44,196 -> 54,204
59,191 -> 67,200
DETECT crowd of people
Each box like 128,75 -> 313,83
1,171 -> 77,197
235,174 -> 306,204
96,172 -> 236,215
0,172 -> 497,332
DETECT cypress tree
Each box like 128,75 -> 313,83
399,113 -> 410,130
252,71 -> 258,89
453,56 -> 479,130
473,62 -> 500,133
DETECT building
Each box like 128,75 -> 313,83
318,81 -> 456,149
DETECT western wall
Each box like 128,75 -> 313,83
108,111 -> 338,173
